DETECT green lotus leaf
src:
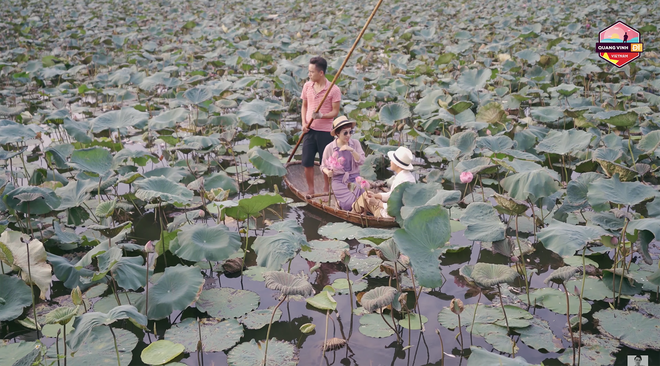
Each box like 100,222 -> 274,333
516,318 -> 563,352
253,231 -> 305,270
4,186 -> 61,214
493,193 -> 528,215
565,277 -> 611,301
237,99 -> 271,126
476,102 -> 507,124
627,218 -> 660,265
0,231 -> 52,298
136,265 -> 204,320
67,305 -> 146,351
93,293 -> 142,313
330,278 -> 368,294
0,274 -> 32,321
520,288 -> 591,315
386,182 -> 460,223
300,240 -> 349,263
165,318 -> 243,353
591,212 -> 625,231
69,147 -> 113,176
240,308 -> 282,330
373,238 -> 400,262
49,327 -> 137,366
95,199 -> 116,218
0,342 -> 41,366
536,129 -> 593,156
424,145 -> 461,161
135,176 -> 193,204
537,220 -> 609,256
594,309 -> 660,350
247,147 -> 286,177
477,135 -> 513,152
225,193 -> 285,220
379,102 -> 411,126
63,118 -> 92,143
438,303 -> 531,330
393,205 -> 451,288
264,271 -> 313,297
457,68 -> 492,92
317,222 -> 394,241
558,333 -> 619,366
595,159 -> 645,182
55,179 -> 97,210
450,130 -> 478,156
638,130 -> 660,156
602,269 -> 643,296
306,290 -> 337,311
500,168 -> 560,202
531,106 -> 564,123
91,107 -> 148,132
467,346 -> 534,366
444,157 -> 494,183
470,263 -> 518,287
141,340 -> 185,365
592,148 -> 622,162
196,288 -> 260,319
359,313 -> 398,338
447,101 -> 473,115
399,314 -> 428,330
149,108 -> 189,129
172,224 -> 241,262
544,266 -> 581,284
196,171 -> 239,194
587,174 -> 657,208
413,90 -> 444,116
361,286 -> 396,313
184,86 -> 213,105
0,123 -> 36,144
45,306 -> 78,325
227,339 -> 298,366
48,253 -> 104,291
460,202 -> 506,242
299,323 -> 316,334
595,110 -> 638,127
548,83 -> 580,97
564,172 -> 605,206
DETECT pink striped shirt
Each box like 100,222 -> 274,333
301,80 -> 341,132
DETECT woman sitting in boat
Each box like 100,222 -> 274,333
320,116 -> 366,210
352,146 -> 416,218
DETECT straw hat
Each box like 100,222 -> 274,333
387,146 -> 414,171
330,116 -> 356,137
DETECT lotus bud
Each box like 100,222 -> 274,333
145,240 -> 155,253
486,129 -> 492,136
198,209 -> 205,217
340,249 -> 351,265
459,171 -> 474,184
71,286 -> 83,306
450,298 -> 464,315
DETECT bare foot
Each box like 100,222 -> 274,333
305,190 -> 315,198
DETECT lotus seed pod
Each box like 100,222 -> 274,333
450,298 -> 464,315
340,249 -> 350,265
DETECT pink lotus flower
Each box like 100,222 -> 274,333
325,153 -> 344,170
145,240 -> 155,253
486,129 -> 492,136
460,171 -> 474,184
355,176 -> 370,189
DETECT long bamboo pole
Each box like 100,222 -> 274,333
287,0 -> 385,163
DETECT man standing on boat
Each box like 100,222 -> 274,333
300,56 -> 342,196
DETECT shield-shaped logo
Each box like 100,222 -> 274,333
596,21 -> 643,68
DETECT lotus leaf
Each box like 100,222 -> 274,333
537,221 -> 609,256
399,314 -> 428,330
393,205 -> 450,288
0,230 -> 52,298
141,340 -> 185,365
4,186 -> 61,214
587,174 -> 657,208
55,179 -> 97,210
516,318 -> 563,352
165,317 -> 243,353
457,68 -> 491,92
136,265 -> 204,320
253,232 -> 305,270
91,107 -> 148,132
566,278 -> 611,301
300,240 -> 349,263
359,313 -> 398,338
500,168 -> 560,202
0,342 -> 41,366
444,157 -> 495,183
247,147 -> 286,177
544,266 -> 581,284
379,102 -> 411,126
171,224 -> 241,262
450,130 -> 478,156
493,193 -> 528,215
264,271 -> 313,297
361,286 -> 396,313
196,288 -> 260,319
331,278 -> 368,294
595,110 -> 638,127
470,263 -> 518,287
306,290 -> 337,311
467,346 -> 534,366
45,306 -> 77,325
48,253 -> 103,291
225,193 -> 285,221
96,248 -> 148,291
594,309 -> 660,350
93,293 -> 143,313
477,135 -> 513,152
184,86 -> 213,105
67,305 -> 146,351
521,288 -> 591,315
602,269 -> 643,296
318,222 -> 394,240
0,274 -> 32,321
135,176 -> 193,204
226,339 -> 298,366
149,108 -> 189,129
460,202 -> 506,242
638,130 -> 660,156
241,308 -> 282,329
535,129 -> 593,156
476,102 -> 507,124
47,327 -> 137,366
558,333 -> 619,366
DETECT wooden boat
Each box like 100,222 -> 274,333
284,161 -> 398,228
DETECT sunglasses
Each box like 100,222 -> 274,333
342,129 -> 354,136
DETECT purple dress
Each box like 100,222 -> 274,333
331,149 -> 364,211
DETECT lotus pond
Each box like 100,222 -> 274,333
1,0 -> 660,365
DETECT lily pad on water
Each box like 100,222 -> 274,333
300,240 -> 349,263
227,339 -> 298,366
196,288 -> 260,319
67,305 -> 147,351
141,340 -> 185,365
515,318 -> 564,352
566,277 -> 611,301
165,317 -> 244,353
521,288 -> 591,315
594,309 -> 660,350
49,327 -> 137,366
359,314 -> 398,338
399,314 -> 428,330
240,308 -> 282,329
467,346 -> 534,366
393,205 -> 451,288
0,342 -> 41,366
331,278 -> 368,294
558,333 -> 619,366
460,202 -> 506,242
0,274 -> 32,321
171,225 -> 241,262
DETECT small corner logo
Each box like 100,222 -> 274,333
596,21 -> 643,68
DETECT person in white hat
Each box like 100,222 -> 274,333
352,146 -> 416,218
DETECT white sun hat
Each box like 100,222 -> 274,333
387,146 -> 414,171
